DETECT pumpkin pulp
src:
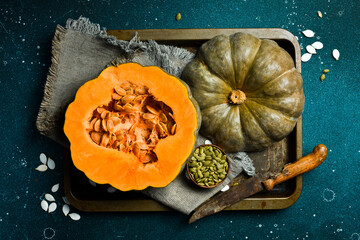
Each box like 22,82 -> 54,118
88,80 -> 177,164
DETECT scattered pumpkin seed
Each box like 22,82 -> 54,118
317,11 -> 323,18
51,183 -> 59,193
301,53 -> 312,62
176,13 -> 181,21
68,213 -> 81,221
323,69 -> 330,73
39,153 -> 47,164
62,204 -> 70,216
204,140 -> 212,145
45,193 -> 55,202
332,49 -> 340,60
41,200 -> 49,212
312,41 -> 323,50
221,185 -> 230,192
302,29 -> 315,38
306,45 -> 317,54
48,202 -> 57,213
320,74 -> 326,81
47,158 -> 55,170
35,164 -> 48,172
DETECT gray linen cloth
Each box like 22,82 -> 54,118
36,17 -> 255,214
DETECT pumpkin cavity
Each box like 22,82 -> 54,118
87,81 -> 177,164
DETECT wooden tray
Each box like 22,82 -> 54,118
64,28 -> 303,212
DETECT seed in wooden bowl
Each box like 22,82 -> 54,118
187,145 -> 229,188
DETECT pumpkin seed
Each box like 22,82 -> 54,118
320,74 -> 326,81
311,41 -> 323,50
45,193 -> 55,202
176,13 -> 181,21
135,87 -> 147,95
301,53 -> 312,62
113,104 -> 123,112
332,49 -> 340,60
41,200 -> 49,212
205,156 -> 212,161
35,164 -> 48,172
323,69 -> 330,73
317,11 -> 322,18
302,29 -> 315,38
68,213 -> 81,221
221,185 -> 230,192
100,110 -> 109,119
51,183 -> 59,193
94,119 -> 101,132
48,202 -> 57,213
159,112 -> 167,122
171,123 -> 177,135
114,86 -> 126,96
112,93 -> 121,100
39,153 -> 47,164
198,182 -> 205,186
62,204 -> 70,216
46,158 -> 56,170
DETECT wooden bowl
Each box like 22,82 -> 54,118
186,144 -> 230,189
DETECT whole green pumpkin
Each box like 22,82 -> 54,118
182,32 -> 305,152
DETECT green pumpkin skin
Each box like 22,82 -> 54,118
182,32 -> 305,152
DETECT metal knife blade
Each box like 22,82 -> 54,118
189,144 -> 327,224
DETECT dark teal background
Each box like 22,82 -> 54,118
1,0 -> 359,239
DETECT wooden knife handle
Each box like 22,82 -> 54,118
262,144 -> 327,191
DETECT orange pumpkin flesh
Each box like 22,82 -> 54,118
64,63 -> 200,191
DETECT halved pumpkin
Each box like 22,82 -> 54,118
64,63 -> 200,191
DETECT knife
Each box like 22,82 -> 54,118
189,144 -> 327,223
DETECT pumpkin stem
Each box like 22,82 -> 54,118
229,90 -> 246,104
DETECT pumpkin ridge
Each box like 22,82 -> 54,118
243,101 -> 279,142
198,56 -> 233,90
246,68 -> 296,95
245,100 -> 296,141
240,38 -> 263,90
247,93 -> 304,118
201,103 -> 231,139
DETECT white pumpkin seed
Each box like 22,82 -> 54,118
39,153 -> 47,164
35,164 -> 48,172
45,193 -> 55,202
306,45 -> 317,54
107,186 -> 117,193
205,140 -> 212,145
51,183 -> 59,193
317,11 -> 323,18
301,53 -> 312,62
62,196 -> 70,205
69,213 -> 81,221
62,204 -> 70,216
48,202 -> 57,213
221,185 -> 230,192
302,30 -> 315,38
47,158 -> 55,170
332,49 -> 340,60
41,200 -> 49,212
311,41 -> 323,50
88,179 -> 97,187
